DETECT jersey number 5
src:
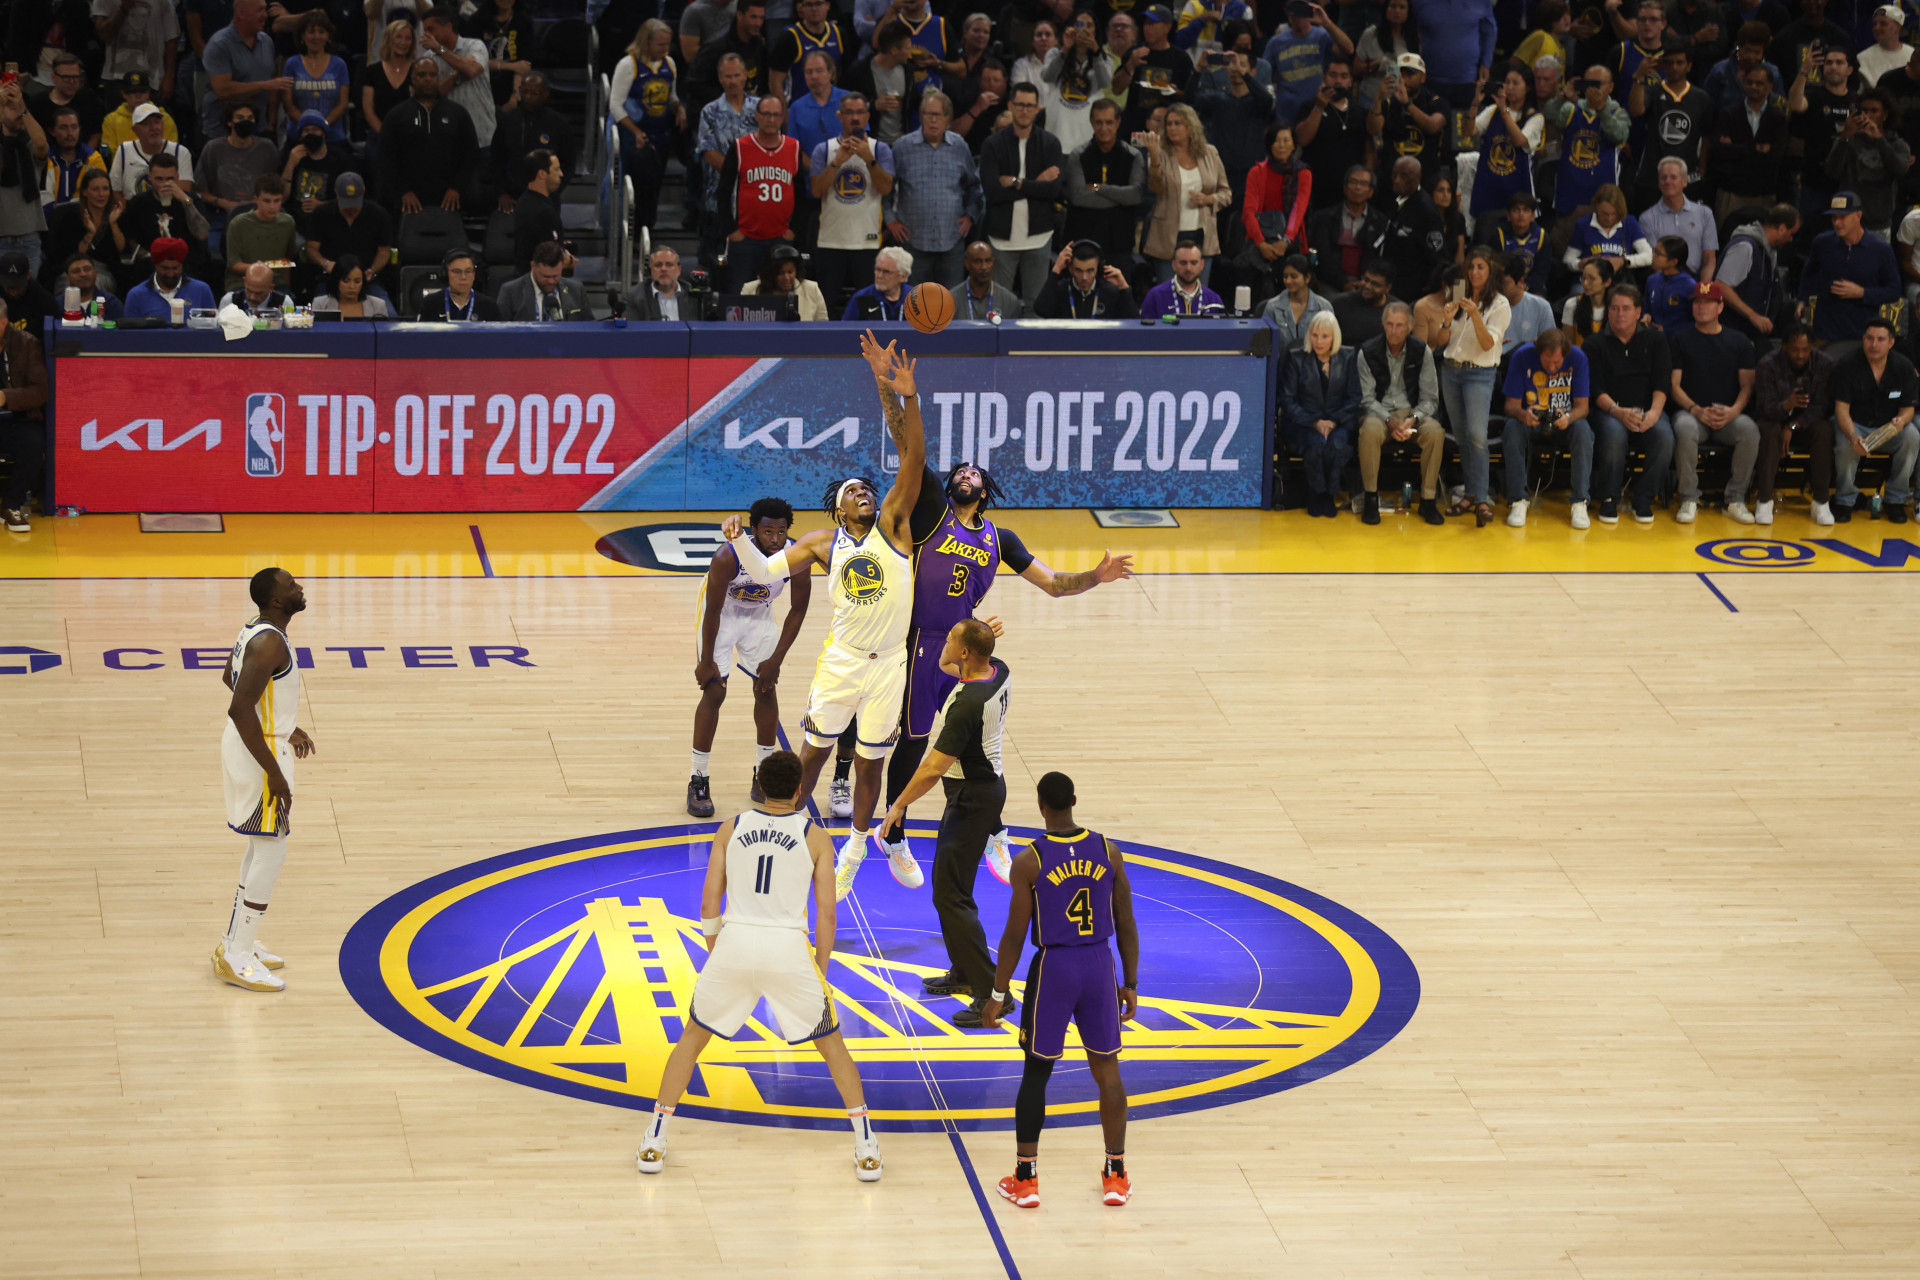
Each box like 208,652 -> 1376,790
1066,886 -> 1094,936
946,563 -> 969,597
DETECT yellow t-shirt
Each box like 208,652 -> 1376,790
100,104 -> 180,155
1513,30 -> 1567,73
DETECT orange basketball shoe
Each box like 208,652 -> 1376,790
997,1174 -> 1040,1208
1101,1170 -> 1132,1206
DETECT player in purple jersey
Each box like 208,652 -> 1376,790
981,771 -> 1139,1209
858,462 -> 1132,905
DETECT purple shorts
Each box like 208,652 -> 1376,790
904,626 -> 959,738
1018,944 -> 1122,1060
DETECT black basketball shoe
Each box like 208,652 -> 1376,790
922,969 -> 971,996
686,774 -> 714,818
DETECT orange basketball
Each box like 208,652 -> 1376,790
905,282 -> 955,334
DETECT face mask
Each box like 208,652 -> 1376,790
233,118 -> 258,137
302,132 -> 325,149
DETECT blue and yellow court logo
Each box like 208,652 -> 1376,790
340,825 -> 1419,1132
838,553 -> 886,600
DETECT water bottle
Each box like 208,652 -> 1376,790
62,285 -> 82,324
1871,491 -> 1884,518
1401,480 -> 1414,512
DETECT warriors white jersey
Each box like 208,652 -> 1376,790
723,809 -> 818,931
705,537 -> 793,618
229,617 -> 299,741
826,524 -> 912,655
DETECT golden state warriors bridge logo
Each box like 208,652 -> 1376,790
838,553 -> 887,601
341,825 -> 1419,1130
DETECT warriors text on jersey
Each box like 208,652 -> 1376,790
220,616 -> 300,835
826,523 -> 912,655
695,538 -> 792,678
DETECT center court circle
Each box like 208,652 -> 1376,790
340,824 -> 1420,1132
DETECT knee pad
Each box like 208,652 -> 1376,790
240,834 -> 288,904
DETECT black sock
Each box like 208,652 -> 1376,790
833,753 -> 853,782
1104,1151 -> 1125,1177
1015,1157 -> 1037,1181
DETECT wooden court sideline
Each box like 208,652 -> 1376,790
1,511 -> 1917,1279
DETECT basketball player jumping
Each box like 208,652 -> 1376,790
981,771 -> 1139,1208
638,749 -> 883,1181
869,461 -> 1131,927
686,496 -> 811,818
212,567 -> 315,992
722,330 -> 925,897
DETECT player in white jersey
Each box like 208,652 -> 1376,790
637,750 -> 883,1182
212,567 -> 316,992
724,330 -> 926,899
687,496 -> 812,818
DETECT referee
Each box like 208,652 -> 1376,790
881,617 -> 1011,1028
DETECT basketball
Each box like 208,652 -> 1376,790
905,282 -> 954,334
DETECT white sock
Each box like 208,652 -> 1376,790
848,1104 -> 873,1144
224,835 -> 288,960
690,750 -> 711,778
647,1103 -> 674,1141
756,742 -> 777,764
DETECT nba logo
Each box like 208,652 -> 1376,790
244,393 -> 285,477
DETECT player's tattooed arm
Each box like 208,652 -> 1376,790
863,329 -> 926,542
1020,548 -> 1135,597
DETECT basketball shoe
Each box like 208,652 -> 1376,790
250,941 -> 284,970
854,1137 -> 883,1182
212,941 -> 284,992
834,830 -> 870,900
984,830 -> 1015,885
997,1174 -> 1040,1208
829,776 -> 853,819
881,834 -> 923,888
686,774 -> 714,818
1101,1171 -> 1133,1206
749,768 -> 766,804
636,1136 -> 667,1174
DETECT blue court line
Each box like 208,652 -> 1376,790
468,525 -> 495,578
773,725 -> 1023,1280
1696,572 -> 1738,612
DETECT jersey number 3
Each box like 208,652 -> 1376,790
946,563 -> 969,597
1066,886 -> 1094,936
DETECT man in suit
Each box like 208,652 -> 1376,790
498,241 -> 592,320
1306,165 -> 1387,296
624,246 -> 716,320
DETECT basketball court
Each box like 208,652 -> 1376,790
3,501 -> 1916,1278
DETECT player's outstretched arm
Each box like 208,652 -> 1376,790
228,631 -> 292,810
1108,839 -> 1140,1021
807,821 -> 838,973
981,848 -> 1039,1028
861,330 -> 926,543
723,514 -> 832,584
1019,548 -> 1136,598
700,818 -> 734,947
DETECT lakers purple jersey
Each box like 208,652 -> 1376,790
1031,828 -> 1114,948
914,508 -> 1001,630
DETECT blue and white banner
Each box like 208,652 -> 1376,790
587,353 -> 1270,509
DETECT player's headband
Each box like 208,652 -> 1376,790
836,478 -> 866,508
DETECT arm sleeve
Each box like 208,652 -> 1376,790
996,526 -> 1034,573
728,533 -> 793,584
910,466 -> 948,541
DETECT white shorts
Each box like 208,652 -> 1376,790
690,923 -> 838,1043
701,607 -> 779,680
221,722 -> 293,836
802,641 -> 906,759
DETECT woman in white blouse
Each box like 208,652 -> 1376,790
1437,247 -> 1512,527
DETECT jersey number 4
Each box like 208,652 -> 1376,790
1066,886 -> 1094,936
946,563 -> 969,597
753,854 -> 775,894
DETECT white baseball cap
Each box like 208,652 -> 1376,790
1875,4 -> 1905,20
131,103 -> 163,124
1396,53 -> 1425,73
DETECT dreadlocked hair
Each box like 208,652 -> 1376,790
945,463 -> 1005,511
823,476 -> 880,525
